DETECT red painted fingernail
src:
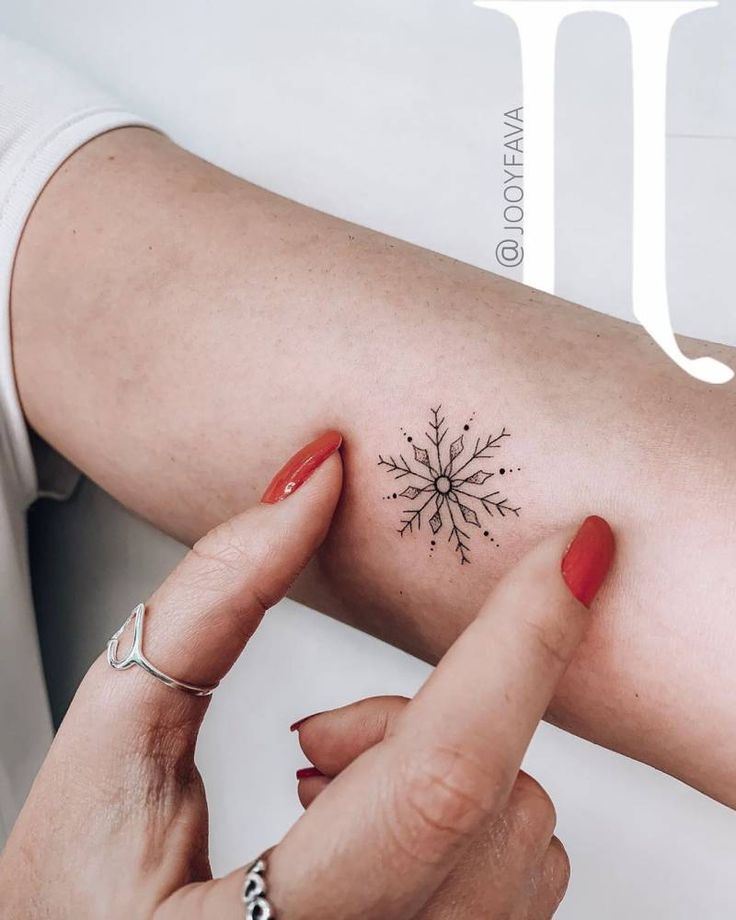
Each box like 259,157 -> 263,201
261,431 -> 342,504
296,766 -> 325,780
290,712 -> 323,732
561,515 -> 615,608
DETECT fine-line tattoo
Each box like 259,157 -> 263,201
378,406 -> 521,565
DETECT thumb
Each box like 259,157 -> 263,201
261,517 -> 614,920
76,430 -> 343,735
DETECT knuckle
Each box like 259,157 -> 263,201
339,697 -> 405,754
299,697 -> 408,768
524,837 -> 571,918
543,836 -> 571,897
389,744 -> 503,866
512,772 -> 557,841
190,521 -> 277,614
191,519 -> 253,574
118,711 -> 201,805
367,695 -> 410,742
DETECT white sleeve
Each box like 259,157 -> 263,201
0,34 -> 158,508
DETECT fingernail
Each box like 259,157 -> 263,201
296,766 -> 325,780
561,515 -> 615,608
261,431 -> 342,504
290,711 -> 323,732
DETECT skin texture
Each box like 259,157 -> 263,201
0,454 -> 594,919
10,126 -> 736,805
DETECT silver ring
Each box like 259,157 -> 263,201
243,857 -> 275,919
106,603 -> 219,697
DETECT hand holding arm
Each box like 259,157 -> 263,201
0,433 -> 614,918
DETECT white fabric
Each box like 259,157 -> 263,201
0,34 -> 152,842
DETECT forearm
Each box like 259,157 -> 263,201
12,128 -> 736,803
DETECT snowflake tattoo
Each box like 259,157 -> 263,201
378,407 -> 520,565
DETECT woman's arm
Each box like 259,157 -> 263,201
11,127 -> 736,804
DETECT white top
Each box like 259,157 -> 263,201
0,34 -> 151,841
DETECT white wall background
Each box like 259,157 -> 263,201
9,0 -> 736,916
